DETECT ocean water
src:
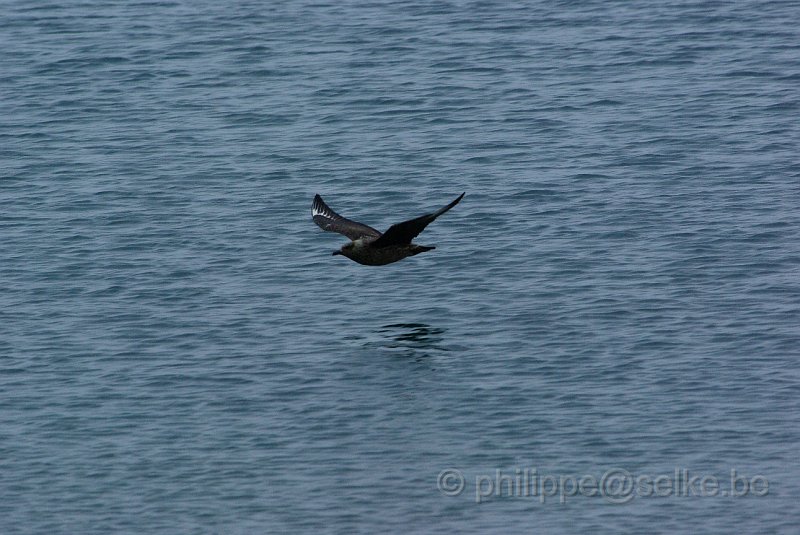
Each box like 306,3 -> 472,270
2,0 -> 799,533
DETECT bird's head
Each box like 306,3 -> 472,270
333,242 -> 354,256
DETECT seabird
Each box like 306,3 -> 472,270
312,192 -> 465,265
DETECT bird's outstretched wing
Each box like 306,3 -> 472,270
372,193 -> 464,248
312,194 -> 381,241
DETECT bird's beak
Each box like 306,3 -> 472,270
332,250 -> 341,256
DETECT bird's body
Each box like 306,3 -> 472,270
311,192 -> 464,266
337,238 -> 434,266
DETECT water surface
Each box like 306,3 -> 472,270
2,0 -> 799,533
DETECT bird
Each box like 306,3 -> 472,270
312,192 -> 465,266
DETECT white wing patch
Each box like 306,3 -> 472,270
312,198 -> 336,219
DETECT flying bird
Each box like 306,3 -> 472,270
312,192 -> 465,265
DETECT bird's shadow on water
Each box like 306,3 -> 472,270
349,323 -> 450,364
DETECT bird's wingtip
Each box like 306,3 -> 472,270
312,194 -> 323,217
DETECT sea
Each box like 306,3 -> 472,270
2,0 -> 799,533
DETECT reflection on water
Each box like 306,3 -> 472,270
358,323 -> 449,361
379,323 -> 446,345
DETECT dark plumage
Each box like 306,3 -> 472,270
312,192 -> 465,265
